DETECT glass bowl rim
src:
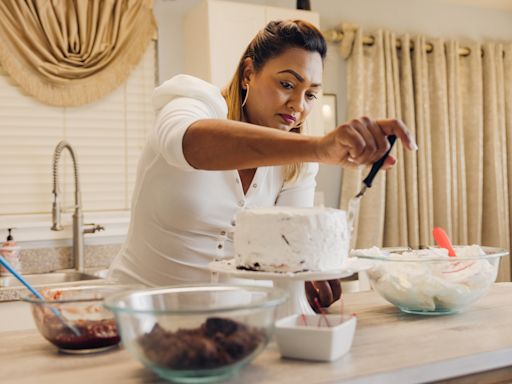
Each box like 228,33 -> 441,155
20,283 -> 139,305
352,246 -> 508,262
103,283 -> 289,315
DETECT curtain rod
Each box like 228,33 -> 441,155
323,29 -> 472,56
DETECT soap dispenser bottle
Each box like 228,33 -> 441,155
0,228 -> 21,275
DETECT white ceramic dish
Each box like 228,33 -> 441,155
275,314 -> 357,361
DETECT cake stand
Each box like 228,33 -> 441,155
208,258 -> 371,319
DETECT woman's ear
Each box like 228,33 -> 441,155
242,57 -> 255,88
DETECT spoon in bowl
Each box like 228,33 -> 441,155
432,227 -> 456,257
0,255 -> 81,336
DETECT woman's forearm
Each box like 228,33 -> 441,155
182,119 -> 321,170
183,117 -> 417,171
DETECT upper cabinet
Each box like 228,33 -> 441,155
183,0 -> 324,136
184,1 -> 264,88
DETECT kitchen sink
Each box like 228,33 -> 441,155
0,271 -> 102,288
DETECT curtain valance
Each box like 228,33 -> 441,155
0,0 -> 156,106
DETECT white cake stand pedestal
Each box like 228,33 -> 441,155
209,258 -> 370,319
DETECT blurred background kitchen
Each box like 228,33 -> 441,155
1,0 -> 511,284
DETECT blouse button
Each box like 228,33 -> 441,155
217,244 -> 223,249
252,183 -> 257,188
220,230 -> 226,236
238,200 -> 245,207
231,220 -> 236,226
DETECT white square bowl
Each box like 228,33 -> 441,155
275,314 -> 357,362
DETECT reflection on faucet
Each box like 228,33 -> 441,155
51,140 -> 104,272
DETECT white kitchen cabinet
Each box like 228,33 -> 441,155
265,6 -> 319,25
183,0 -> 324,136
0,301 -> 35,331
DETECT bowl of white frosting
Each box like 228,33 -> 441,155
352,246 -> 508,315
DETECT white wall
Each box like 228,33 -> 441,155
154,0 -> 512,208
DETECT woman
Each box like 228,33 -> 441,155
108,20 -> 417,308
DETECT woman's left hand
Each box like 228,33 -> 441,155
305,279 -> 342,311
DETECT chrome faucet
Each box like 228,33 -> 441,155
51,140 -> 104,272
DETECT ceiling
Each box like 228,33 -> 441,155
437,0 -> 512,11
156,0 -> 512,13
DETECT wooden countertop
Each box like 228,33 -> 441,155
3,283 -> 512,384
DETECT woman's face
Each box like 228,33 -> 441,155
243,47 -> 323,131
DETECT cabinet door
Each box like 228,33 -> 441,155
265,7 -> 319,26
208,1 -> 265,88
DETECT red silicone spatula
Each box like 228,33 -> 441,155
432,227 -> 456,257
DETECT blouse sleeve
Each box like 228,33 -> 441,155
150,96 -> 217,171
150,75 -> 228,171
275,162 -> 319,208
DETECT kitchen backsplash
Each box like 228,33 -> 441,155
10,243 -> 121,275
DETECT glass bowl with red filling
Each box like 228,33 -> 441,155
104,284 -> 288,383
21,284 -> 135,354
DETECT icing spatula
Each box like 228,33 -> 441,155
355,135 -> 397,198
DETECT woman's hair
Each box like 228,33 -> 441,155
222,19 -> 327,182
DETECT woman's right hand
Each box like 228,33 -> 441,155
316,117 -> 417,169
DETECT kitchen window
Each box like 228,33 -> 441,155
0,44 -> 156,243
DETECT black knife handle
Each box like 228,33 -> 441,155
361,135 -> 397,189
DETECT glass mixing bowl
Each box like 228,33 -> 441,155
21,284 -> 135,353
104,284 -> 288,383
353,246 -> 508,315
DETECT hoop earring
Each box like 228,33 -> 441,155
294,120 -> 305,133
241,84 -> 250,108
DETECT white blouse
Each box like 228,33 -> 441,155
108,75 -> 319,286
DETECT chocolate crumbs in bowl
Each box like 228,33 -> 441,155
138,317 -> 267,370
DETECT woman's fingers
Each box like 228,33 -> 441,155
337,123 -> 366,160
381,155 -> 397,170
305,281 -> 320,312
367,117 -> 390,162
328,279 -> 342,302
335,117 -> 417,167
349,118 -> 380,165
304,280 -> 343,310
376,119 -> 418,151
314,281 -> 334,307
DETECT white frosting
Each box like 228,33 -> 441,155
354,246 -> 497,311
234,207 -> 349,272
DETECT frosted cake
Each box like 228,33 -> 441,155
233,207 -> 349,272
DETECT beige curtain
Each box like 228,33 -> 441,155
338,25 -> 512,282
0,0 -> 156,107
